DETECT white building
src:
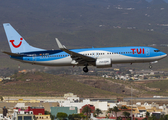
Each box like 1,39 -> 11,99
62,99 -> 90,113
90,101 -> 107,111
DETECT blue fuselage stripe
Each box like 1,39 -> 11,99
10,46 -> 166,63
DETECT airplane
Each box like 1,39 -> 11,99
2,23 -> 167,73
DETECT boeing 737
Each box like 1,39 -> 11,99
2,23 -> 167,72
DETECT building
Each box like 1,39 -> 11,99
62,99 -> 90,113
35,115 -> 51,120
28,107 -> 45,115
80,104 -> 95,114
51,107 -> 77,117
90,101 -> 107,111
17,113 -> 34,120
64,93 -> 79,102
11,109 -> 34,120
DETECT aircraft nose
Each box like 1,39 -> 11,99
162,52 -> 167,58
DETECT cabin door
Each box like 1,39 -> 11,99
145,48 -> 150,56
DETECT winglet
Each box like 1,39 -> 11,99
55,38 -> 66,49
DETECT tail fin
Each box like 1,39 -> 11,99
3,23 -> 45,53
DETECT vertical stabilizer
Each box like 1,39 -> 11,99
3,23 -> 45,53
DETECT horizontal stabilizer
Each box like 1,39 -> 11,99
2,51 -> 23,57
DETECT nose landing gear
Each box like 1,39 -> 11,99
83,66 -> 89,73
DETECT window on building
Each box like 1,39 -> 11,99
18,116 -> 22,120
24,116 -> 32,120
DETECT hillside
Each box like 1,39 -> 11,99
0,0 -> 168,34
1,72 -> 168,98
0,72 -> 116,97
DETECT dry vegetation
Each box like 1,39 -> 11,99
1,72 -> 168,98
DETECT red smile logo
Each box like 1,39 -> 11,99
10,38 -> 23,48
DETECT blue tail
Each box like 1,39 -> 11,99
3,23 -> 45,53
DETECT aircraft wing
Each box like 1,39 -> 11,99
55,38 -> 96,65
2,51 -> 23,57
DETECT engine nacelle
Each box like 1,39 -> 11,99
96,58 -> 112,68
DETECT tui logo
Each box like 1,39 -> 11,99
131,48 -> 145,54
10,38 -> 23,48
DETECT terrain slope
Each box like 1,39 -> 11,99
1,72 -> 168,98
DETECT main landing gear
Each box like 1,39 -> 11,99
83,66 -> 89,73
149,63 -> 152,69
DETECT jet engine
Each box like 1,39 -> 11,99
96,58 -> 112,68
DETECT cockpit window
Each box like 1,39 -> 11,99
154,50 -> 160,52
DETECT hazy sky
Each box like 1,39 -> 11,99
146,0 -> 168,3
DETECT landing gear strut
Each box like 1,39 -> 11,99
83,66 -> 89,73
149,63 -> 152,69
149,65 -> 152,69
